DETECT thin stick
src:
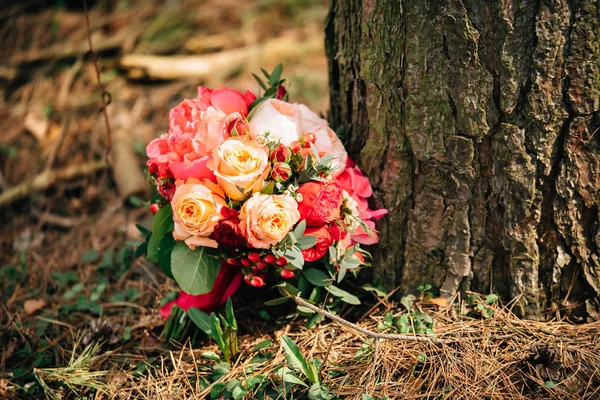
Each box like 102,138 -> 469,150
83,0 -> 112,161
291,294 -> 444,344
0,160 -> 108,208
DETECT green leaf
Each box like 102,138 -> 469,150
252,73 -> 267,90
401,294 -> 416,310
543,381 -> 555,389
201,351 -> 221,361
188,307 -> 212,336
276,282 -> 299,297
225,297 -> 237,330
269,64 -> 283,86
152,203 -> 173,238
282,369 -> 308,387
232,385 -> 247,400
264,297 -> 291,306
81,249 -> 99,263
303,269 -> 330,287
171,243 -> 220,295
260,68 -> 271,80
293,219 -> 307,237
252,340 -> 272,352
157,234 -> 176,279
306,312 -> 324,329
486,293 -> 499,304
210,383 -> 225,399
362,284 -> 387,297
296,235 -> 318,250
326,285 -> 361,305
280,335 -> 316,383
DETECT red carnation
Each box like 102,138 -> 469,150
297,181 -> 343,226
301,226 -> 333,262
210,217 -> 246,248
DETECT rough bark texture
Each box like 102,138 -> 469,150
326,0 -> 600,318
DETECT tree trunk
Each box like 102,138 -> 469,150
326,0 -> 600,319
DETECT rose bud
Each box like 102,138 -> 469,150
270,144 -> 291,163
227,117 -> 250,136
250,276 -> 265,287
290,141 -> 303,153
241,257 -> 252,267
276,85 -> 287,100
248,252 -> 261,263
281,268 -> 294,279
271,162 -> 292,183
264,254 -> 276,264
302,132 -> 316,144
149,203 -> 159,214
276,256 -> 288,267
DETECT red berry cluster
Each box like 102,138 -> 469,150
232,253 -> 293,287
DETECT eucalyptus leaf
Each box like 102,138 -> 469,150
303,269 -> 330,287
171,243 -> 220,295
326,285 -> 360,305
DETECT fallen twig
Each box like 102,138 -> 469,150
292,295 -> 444,344
0,160 -> 108,208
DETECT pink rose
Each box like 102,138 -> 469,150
146,86 -> 255,182
171,179 -> 227,249
239,193 -> 300,249
336,160 -> 387,245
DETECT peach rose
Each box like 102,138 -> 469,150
294,104 -> 347,177
239,193 -> 300,249
171,179 -> 227,249
249,99 -> 302,146
207,138 -> 270,201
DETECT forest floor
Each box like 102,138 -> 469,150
1,1 -> 599,399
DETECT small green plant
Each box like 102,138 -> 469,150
188,298 -> 239,363
376,295 -> 435,336
279,335 -> 337,399
465,293 -> 498,319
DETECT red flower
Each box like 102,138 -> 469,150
210,217 -> 246,248
297,181 -> 343,226
276,86 -> 287,100
301,226 -> 333,262
159,261 -> 242,318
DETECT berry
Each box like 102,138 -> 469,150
280,269 -> 294,279
264,254 -> 276,264
244,275 -> 253,285
250,276 -> 264,287
257,261 -> 268,270
150,203 -> 160,214
248,252 -> 261,263
276,256 -> 288,267
240,258 -> 252,267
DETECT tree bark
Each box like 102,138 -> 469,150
326,0 -> 600,318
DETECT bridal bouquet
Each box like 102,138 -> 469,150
142,66 -> 386,321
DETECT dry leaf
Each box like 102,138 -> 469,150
24,299 -> 46,315
427,297 -> 449,308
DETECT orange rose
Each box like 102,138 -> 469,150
239,193 -> 300,248
207,138 -> 270,200
297,181 -> 343,226
171,179 -> 227,249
